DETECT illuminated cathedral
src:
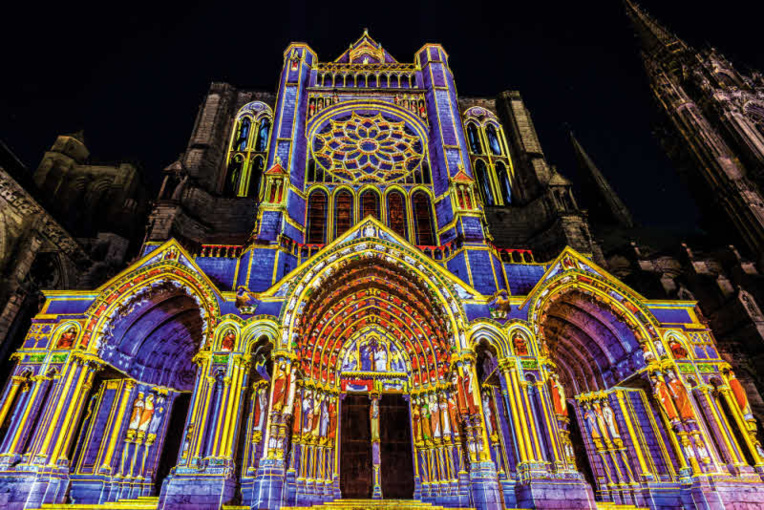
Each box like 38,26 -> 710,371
2,24 -> 764,510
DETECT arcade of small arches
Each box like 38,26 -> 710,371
305,186 -> 437,246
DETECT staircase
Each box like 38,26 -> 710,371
41,496 -> 158,510
283,500 -> 475,510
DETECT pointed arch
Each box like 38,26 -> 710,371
386,189 -> 408,240
360,188 -> 381,219
334,189 -> 354,238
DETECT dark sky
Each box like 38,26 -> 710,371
3,0 -> 762,232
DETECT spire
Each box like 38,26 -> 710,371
623,0 -> 688,57
570,132 -> 635,229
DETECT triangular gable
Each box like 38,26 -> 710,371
519,246 -> 646,309
261,216 -> 478,300
450,166 -> 474,183
265,161 -> 287,175
334,30 -> 398,63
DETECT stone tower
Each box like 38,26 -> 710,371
624,0 -> 764,263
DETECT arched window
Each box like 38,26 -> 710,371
495,161 -> 512,205
486,124 -> 502,156
334,190 -> 354,238
421,161 -> 431,184
306,190 -> 328,244
474,160 -> 494,206
467,123 -> 482,154
387,191 -> 408,239
226,155 -> 244,196
247,157 -> 264,198
412,191 -> 435,246
235,118 -> 251,151
255,118 -> 270,152
360,190 -> 380,219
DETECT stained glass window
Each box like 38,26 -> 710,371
313,112 -> 424,183
467,123 -> 482,154
236,118 -> 251,151
247,157 -> 264,198
487,124 -> 502,156
475,160 -> 494,206
412,191 -> 435,246
335,190 -> 354,238
495,161 -> 511,205
226,155 -> 243,196
307,191 -> 328,244
387,191 -> 408,239
360,190 -> 380,219
256,118 -> 270,152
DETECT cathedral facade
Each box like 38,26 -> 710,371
1,27 -> 764,510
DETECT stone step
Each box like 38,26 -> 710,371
596,503 -> 650,510
41,496 -> 158,510
283,500 -> 476,510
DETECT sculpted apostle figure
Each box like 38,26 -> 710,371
513,334 -> 529,356
411,398 -> 423,442
583,404 -> 602,440
138,393 -> 155,433
651,373 -> 680,423
221,329 -> 236,351
727,370 -> 754,420
668,338 -> 688,359
549,373 -> 568,417
56,327 -> 77,349
601,401 -> 620,439
667,370 -> 694,421
254,385 -> 268,432
128,392 -> 145,431
148,396 -> 166,436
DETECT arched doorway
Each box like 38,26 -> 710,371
281,254 -> 477,506
67,279 -> 207,504
536,285 -> 663,507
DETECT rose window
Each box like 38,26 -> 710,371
312,112 -> 424,183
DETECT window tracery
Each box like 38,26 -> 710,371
462,106 -> 514,206
225,101 -> 272,198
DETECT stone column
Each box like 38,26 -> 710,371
370,392 -> 382,499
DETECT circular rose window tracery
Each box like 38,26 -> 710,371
312,112 -> 424,183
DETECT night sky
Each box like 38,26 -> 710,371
3,0 -> 763,233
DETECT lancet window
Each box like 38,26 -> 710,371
360,189 -> 380,219
306,190 -> 328,244
412,191 -> 435,246
387,190 -> 408,239
225,101 -> 273,198
334,189 -> 354,238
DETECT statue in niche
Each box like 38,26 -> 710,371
440,395 -> 451,436
270,362 -> 289,413
253,385 -> 269,432
374,343 -> 388,371
327,397 -> 337,440
302,390 -> 314,433
653,339 -> 667,358
148,396 -> 166,436
482,391 -> 496,437
138,394 -> 155,434
549,373 -> 568,417
651,372 -> 680,423
727,370 -> 754,420
420,398 -> 432,441
513,333 -> 529,356
370,398 -> 380,441
592,402 -> 610,440
667,370 -> 694,421
668,338 -> 688,359
56,326 -> 77,349
221,329 -> 236,352
601,401 -> 620,439
583,403 -> 602,440
128,392 -> 145,431
312,395 -> 323,436
430,394 -> 441,439
412,400 -> 422,442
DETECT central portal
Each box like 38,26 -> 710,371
339,393 -> 414,499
